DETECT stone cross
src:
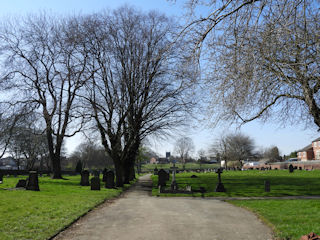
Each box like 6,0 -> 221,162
170,162 -> 178,191
215,168 -> 226,192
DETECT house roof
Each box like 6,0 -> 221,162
312,137 -> 320,142
298,144 -> 313,152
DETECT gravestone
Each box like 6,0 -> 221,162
93,170 -> 100,178
102,168 -> 108,182
154,167 -> 159,175
80,170 -> 90,186
0,173 -> 3,183
215,168 -> 226,192
26,171 -> 40,191
289,164 -> 294,173
170,163 -> 178,192
91,176 -> 101,190
299,166 -> 302,170
16,179 -> 27,188
158,169 -> 168,189
105,171 -> 115,189
191,175 -> 198,178
264,180 -> 270,192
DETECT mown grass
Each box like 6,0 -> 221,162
0,175 -> 133,240
141,163 -> 219,171
151,170 -> 320,197
230,199 -> 320,240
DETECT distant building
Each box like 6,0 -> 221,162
149,157 -> 157,164
157,157 -> 169,164
297,138 -> 320,161
0,157 -> 18,170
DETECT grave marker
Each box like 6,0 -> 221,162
158,169 -> 169,192
0,173 -> 3,184
80,170 -> 90,186
264,180 -> 270,192
289,164 -> 294,173
154,167 -> 159,175
102,168 -> 108,182
215,168 -> 226,192
16,179 -> 27,188
170,162 -> 178,191
105,171 -> 115,189
26,171 -> 40,191
91,176 -> 101,190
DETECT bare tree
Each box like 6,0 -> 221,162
174,136 -> 195,167
0,14 -> 90,178
181,1 -> 320,129
84,7 -> 193,186
69,142 -> 113,170
8,126 -> 48,170
211,133 -> 255,167
210,135 -> 230,168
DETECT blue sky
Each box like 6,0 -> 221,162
0,0 -> 318,157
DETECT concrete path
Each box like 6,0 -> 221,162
54,175 -> 273,240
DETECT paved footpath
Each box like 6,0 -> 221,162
54,174 -> 273,240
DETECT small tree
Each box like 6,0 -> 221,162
174,136 -> 195,168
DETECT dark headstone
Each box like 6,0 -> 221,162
102,168 -> 108,182
190,175 -> 198,178
299,166 -> 302,170
91,177 -> 101,190
154,167 -> 159,175
26,171 -> 40,191
158,169 -> 168,188
0,173 -> 3,183
289,164 -> 294,173
105,171 -> 115,189
264,180 -> 270,192
16,179 -> 27,188
80,170 -> 90,186
93,170 -> 100,178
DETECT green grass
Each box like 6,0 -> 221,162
151,170 -> 320,197
230,199 -> 320,240
141,163 -> 219,171
0,175 -> 134,240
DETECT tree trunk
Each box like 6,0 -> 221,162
114,160 -> 124,187
51,154 -> 62,179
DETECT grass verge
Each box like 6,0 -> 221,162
151,170 -> 320,197
229,199 -> 320,240
0,175 -> 135,240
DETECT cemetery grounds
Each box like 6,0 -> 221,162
0,175 -> 135,240
152,170 -> 320,240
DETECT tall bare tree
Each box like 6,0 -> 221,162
181,0 -> 320,129
84,7 -> 193,186
0,14 -> 90,178
211,133 -> 255,167
174,136 -> 195,167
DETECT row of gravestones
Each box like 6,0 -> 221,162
80,169 -> 115,190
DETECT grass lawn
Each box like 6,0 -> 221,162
151,170 -> 320,197
0,175 -> 134,240
229,199 -> 320,240
141,163 -> 219,171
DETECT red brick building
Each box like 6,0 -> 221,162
297,137 -> 320,161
